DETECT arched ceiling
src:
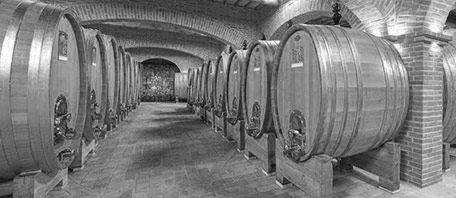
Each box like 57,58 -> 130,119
127,47 -> 204,72
42,0 -> 269,48
38,0 -> 456,65
85,23 -> 225,60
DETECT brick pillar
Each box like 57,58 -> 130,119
394,30 -> 451,187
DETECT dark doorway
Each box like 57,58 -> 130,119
141,59 -> 180,102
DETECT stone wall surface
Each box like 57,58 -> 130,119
141,59 -> 180,102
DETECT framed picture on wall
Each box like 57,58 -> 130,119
58,31 -> 68,61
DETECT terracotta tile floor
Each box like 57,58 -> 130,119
45,102 -> 456,198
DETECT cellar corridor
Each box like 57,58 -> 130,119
46,103 -> 456,198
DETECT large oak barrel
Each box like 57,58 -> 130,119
128,55 -> 136,105
272,24 -> 409,162
125,52 -> 133,107
205,59 -> 216,109
83,28 -> 108,136
187,68 -> 194,86
0,0 -> 89,179
190,68 -> 199,104
117,46 -> 126,112
174,73 -> 188,100
225,50 -> 247,124
192,68 -> 201,105
137,62 -> 143,105
101,35 -> 120,122
134,61 -> 140,104
443,42 -> 456,144
242,40 -> 279,139
187,68 -> 194,104
198,62 -> 209,107
214,53 -> 230,116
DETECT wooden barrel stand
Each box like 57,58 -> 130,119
225,120 -> 245,152
214,112 -> 227,135
245,133 -> 276,176
0,169 -> 68,198
442,143 -> 456,171
69,139 -> 97,171
206,107 -> 216,130
276,141 -> 401,198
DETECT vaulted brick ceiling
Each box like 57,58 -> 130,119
40,0 -> 281,63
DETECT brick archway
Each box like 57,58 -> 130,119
262,0 -> 388,39
265,0 -> 388,40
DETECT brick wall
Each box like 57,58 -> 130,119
141,59 -> 181,102
260,0 -> 387,39
388,0 -> 455,187
394,31 -> 451,187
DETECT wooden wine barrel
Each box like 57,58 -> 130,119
134,61 -> 140,104
443,42 -> 456,144
137,62 -> 143,104
187,68 -> 193,104
0,0 -> 89,179
198,62 -> 209,106
175,73 -> 188,100
272,24 -> 409,162
225,50 -> 247,124
129,57 -> 136,104
188,68 -> 194,86
101,35 -> 120,122
118,46 -> 126,111
194,68 -> 202,105
206,59 -> 217,109
242,40 -> 279,139
83,28 -> 108,136
214,53 -> 230,115
190,68 -> 199,104
125,52 -> 132,106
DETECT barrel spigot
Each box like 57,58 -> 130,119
214,104 -> 224,117
54,94 -> 76,145
58,149 -> 75,162
204,101 -> 212,110
283,129 -> 306,162
226,116 -> 237,124
226,109 -> 239,124
245,117 -> 260,138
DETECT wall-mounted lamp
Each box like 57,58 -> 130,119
287,20 -> 293,29
242,40 -> 248,50
332,0 -> 342,26
261,33 -> 267,40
